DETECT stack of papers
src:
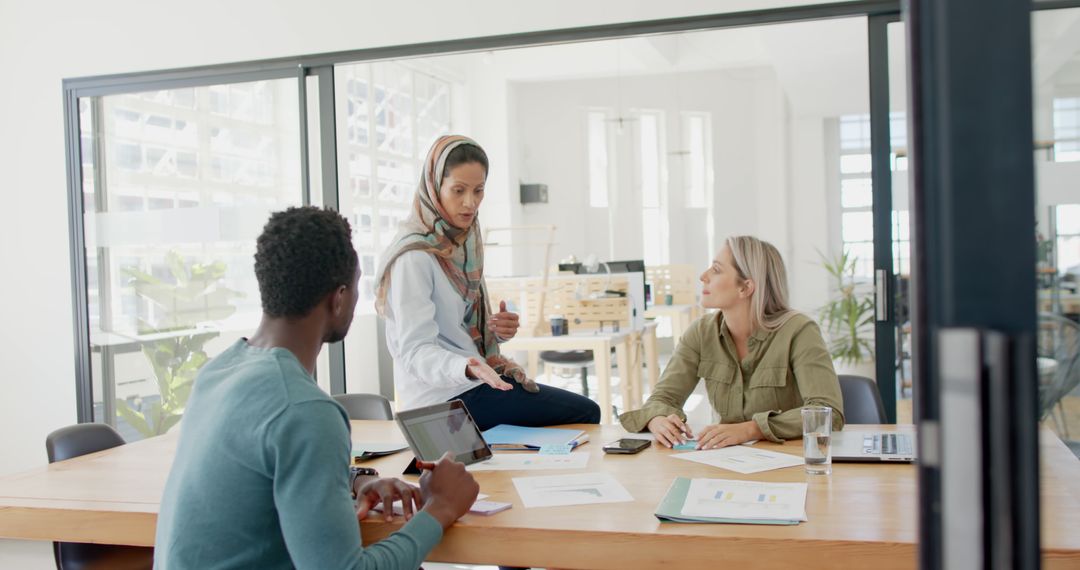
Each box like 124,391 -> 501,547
671,446 -> 803,474
482,425 -> 589,450
655,478 -> 808,525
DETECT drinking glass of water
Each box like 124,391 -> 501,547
801,406 -> 833,475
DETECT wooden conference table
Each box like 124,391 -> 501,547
1,422 -> 1079,569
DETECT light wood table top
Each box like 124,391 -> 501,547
1,422 -> 1078,569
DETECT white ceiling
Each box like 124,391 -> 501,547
420,9 -> 1080,118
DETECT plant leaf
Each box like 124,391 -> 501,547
116,399 -> 152,437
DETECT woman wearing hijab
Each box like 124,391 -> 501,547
375,135 -> 601,430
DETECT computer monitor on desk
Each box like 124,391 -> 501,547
565,259 -> 648,329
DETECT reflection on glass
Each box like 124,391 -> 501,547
336,61 -> 452,315
374,63 -> 414,157
81,79 -> 302,441
1033,7 -> 1080,448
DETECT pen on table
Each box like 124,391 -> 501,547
415,458 -> 436,471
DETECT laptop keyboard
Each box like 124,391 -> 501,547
864,433 -> 913,455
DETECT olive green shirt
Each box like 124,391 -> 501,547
619,312 -> 844,442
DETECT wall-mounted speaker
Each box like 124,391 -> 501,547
519,183 -> 548,204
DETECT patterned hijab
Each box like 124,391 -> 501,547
374,135 -> 537,392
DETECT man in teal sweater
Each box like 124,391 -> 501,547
155,206 -> 478,569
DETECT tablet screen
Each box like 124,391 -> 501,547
395,400 -> 492,465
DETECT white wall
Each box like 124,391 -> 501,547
506,67 -> 844,314
788,116 -> 832,313
510,69 -> 779,274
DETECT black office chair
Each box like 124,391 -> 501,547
332,393 -> 394,420
838,374 -> 887,424
1037,312 -> 1080,438
45,423 -> 154,570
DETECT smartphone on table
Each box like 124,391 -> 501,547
602,438 -> 651,454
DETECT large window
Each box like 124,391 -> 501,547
336,62 -> 453,313
837,112 -> 910,279
1053,97 -> 1080,162
80,79 -> 303,441
1056,204 -> 1080,273
682,112 -> 713,209
587,109 -> 613,208
637,110 -> 668,266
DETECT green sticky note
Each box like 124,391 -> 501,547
538,444 -> 572,455
672,441 -> 698,451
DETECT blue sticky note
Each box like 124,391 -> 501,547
538,444 -> 572,455
672,441 -> 698,451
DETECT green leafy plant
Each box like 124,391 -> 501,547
115,251 -> 242,437
818,250 -> 875,365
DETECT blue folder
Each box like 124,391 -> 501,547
481,424 -> 589,450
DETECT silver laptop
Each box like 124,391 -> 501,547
832,430 -> 916,463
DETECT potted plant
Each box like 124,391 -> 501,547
115,251 -> 242,437
817,250 -> 876,378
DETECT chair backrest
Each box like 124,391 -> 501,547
46,423 -> 126,463
1037,313 -> 1080,418
333,393 -> 394,420
45,423 -> 154,570
838,374 -> 887,424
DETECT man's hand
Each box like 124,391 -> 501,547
417,452 -> 480,529
355,478 -> 424,522
646,414 -> 694,448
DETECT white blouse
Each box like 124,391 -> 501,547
384,250 -> 485,410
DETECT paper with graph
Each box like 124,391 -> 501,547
468,451 -> 589,471
512,472 -> 633,508
671,446 -> 804,474
680,479 -> 808,521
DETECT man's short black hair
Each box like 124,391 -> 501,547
254,206 -> 358,318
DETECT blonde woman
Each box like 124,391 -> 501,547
620,236 -> 844,449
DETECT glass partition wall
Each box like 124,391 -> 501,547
1032,6 -> 1080,451
78,80 -> 303,440
67,5 -> 910,438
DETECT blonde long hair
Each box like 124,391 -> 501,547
725,235 -> 797,333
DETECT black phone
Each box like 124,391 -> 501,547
602,438 -> 651,454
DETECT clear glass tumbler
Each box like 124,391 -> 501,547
802,406 -> 833,475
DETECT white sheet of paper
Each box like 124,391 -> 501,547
681,478 -> 808,521
512,472 -> 634,508
671,446 -> 804,474
467,451 -> 589,471
373,493 -> 489,516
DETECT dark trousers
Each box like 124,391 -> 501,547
453,381 -> 601,431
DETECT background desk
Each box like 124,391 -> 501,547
1,422 -> 1079,569
643,303 -> 699,343
502,331 -> 637,423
